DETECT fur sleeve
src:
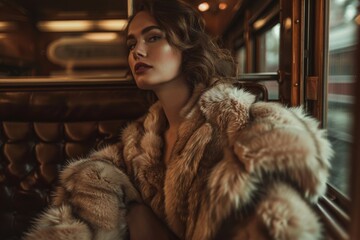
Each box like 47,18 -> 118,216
24,145 -> 141,240
55,145 -> 142,205
214,182 -> 322,240
186,100 -> 331,240
233,102 -> 333,202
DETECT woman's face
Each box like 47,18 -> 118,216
127,11 -> 183,90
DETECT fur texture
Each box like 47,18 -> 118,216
256,183 -> 322,240
25,80 -> 332,240
25,146 -> 141,240
24,204 -> 92,240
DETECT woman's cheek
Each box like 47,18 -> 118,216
156,45 -> 182,75
128,55 -> 136,76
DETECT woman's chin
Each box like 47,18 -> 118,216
134,80 -> 153,90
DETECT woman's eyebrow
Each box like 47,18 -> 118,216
127,25 -> 162,40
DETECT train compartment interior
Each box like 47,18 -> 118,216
0,0 -> 359,239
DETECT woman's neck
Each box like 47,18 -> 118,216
153,76 -> 191,129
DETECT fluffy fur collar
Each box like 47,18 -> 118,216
121,80 -> 332,239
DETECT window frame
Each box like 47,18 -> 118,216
224,0 -> 358,238
226,0 -> 281,101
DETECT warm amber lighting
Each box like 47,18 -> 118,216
37,19 -> 128,32
96,20 -> 128,31
0,33 -> 7,39
83,32 -> 118,41
284,17 -> 292,30
253,19 -> 266,30
128,0 -> 134,17
0,21 -> 16,31
37,20 -> 93,32
218,3 -> 228,10
198,2 -> 210,12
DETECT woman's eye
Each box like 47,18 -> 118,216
148,35 -> 161,42
127,43 -> 136,51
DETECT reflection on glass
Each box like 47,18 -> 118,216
236,47 -> 246,74
259,23 -> 280,72
258,23 -> 280,100
327,0 -> 357,195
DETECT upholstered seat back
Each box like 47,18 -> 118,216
0,82 -> 153,240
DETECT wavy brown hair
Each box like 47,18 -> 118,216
127,0 -> 236,86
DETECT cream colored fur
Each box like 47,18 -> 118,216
25,146 -> 141,240
24,204 -> 92,240
234,102 -> 332,202
257,183 -> 322,240
25,80 -> 332,240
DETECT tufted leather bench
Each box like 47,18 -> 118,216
0,80 -> 154,240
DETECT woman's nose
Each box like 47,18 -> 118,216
133,44 -> 147,59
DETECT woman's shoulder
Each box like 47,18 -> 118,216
200,78 -> 256,106
196,78 -> 256,127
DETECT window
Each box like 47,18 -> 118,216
258,23 -> 280,72
228,0 -> 280,100
326,0 -> 357,196
236,46 -> 246,74
257,23 -> 280,100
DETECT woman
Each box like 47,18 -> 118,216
25,0 -> 332,239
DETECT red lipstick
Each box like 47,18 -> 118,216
134,62 -> 152,74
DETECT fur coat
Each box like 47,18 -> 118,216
24,80 -> 332,240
